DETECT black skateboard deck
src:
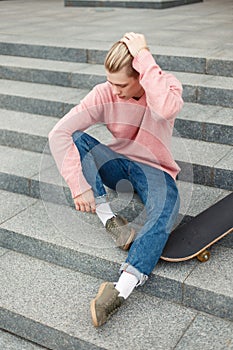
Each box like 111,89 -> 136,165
161,192 -> 233,262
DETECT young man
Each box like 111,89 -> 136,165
49,32 -> 183,327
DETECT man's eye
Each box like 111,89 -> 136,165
107,81 -> 127,88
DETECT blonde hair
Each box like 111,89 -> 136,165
104,41 -> 139,78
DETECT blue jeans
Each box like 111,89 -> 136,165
72,131 -> 180,285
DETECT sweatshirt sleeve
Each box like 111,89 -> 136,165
132,49 -> 183,120
48,86 -> 104,198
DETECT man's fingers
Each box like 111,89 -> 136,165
73,190 -> 96,213
123,32 -> 143,40
78,203 -> 85,212
120,32 -> 147,57
85,204 -> 91,212
90,202 -> 96,213
75,201 -> 96,213
124,32 -> 137,38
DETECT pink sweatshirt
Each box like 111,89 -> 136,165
49,49 -> 183,199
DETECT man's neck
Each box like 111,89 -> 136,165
133,88 -> 145,101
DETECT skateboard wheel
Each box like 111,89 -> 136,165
197,250 -> 210,262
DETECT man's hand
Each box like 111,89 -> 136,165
120,32 -> 149,57
73,189 -> 96,213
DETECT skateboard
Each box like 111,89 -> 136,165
161,192 -> 233,262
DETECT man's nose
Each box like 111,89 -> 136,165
112,85 -> 121,95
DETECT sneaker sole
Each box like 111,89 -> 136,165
90,282 -> 109,327
115,216 -> 136,251
121,227 -> 136,251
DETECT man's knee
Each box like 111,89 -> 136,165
72,130 -> 84,144
72,131 -> 100,151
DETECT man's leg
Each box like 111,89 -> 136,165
91,160 -> 180,327
72,131 -> 136,249
72,130 -> 126,200
72,131 -> 141,327
120,161 -> 180,285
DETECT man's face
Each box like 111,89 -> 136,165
106,67 -> 144,101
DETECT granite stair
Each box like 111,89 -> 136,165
0,17 -> 233,350
64,0 -> 203,10
1,247 -> 233,350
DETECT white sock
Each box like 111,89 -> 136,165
96,202 -> 115,226
115,271 -> 138,299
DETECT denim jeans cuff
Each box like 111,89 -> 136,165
119,263 -> 148,287
95,194 -> 108,205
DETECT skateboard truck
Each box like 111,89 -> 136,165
197,250 -> 210,262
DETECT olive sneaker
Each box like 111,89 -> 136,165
105,215 -> 136,250
90,282 -> 124,327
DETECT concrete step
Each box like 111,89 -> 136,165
65,0 -> 203,10
0,118 -> 232,194
0,79 -> 88,117
0,173 -> 232,228
0,56 -> 233,107
0,1 -> 232,348
0,192 -> 233,329
0,329 -> 49,350
0,102 -> 232,156
0,41 -> 232,78
177,103 -> 233,146
0,109 -> 58,153
1,250 -> 233,350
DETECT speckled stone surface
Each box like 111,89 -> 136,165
0,145 -> 51,178
65,0 -> 203,10
183,245 -> 233,321
0,190 -> 37,225
0,246 -> 8,257
1,249 -> 233,349
0,251 -> 197,350
0,139 -> 231,208
175,103 -> 233,145
0,0 -> 231,58
0,0 -> 232,348
175,313 -> 233,350
1,60 -> 233,108
0,330 -> 48,350
1,191 -> 232,318
0,79 -> 88,117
